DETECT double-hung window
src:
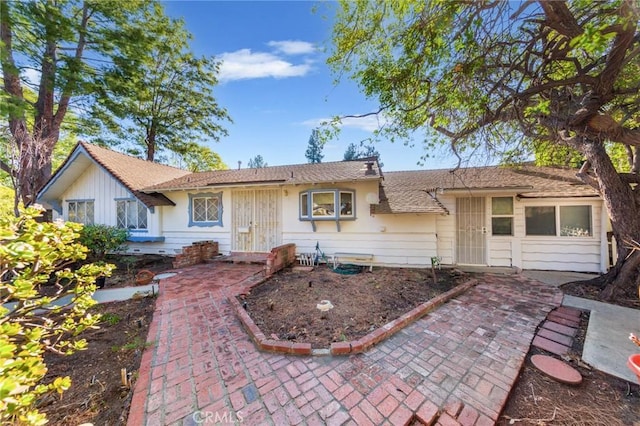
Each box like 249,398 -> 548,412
525,205 -> 592,237
188,192 -> 222,227
116,199 -> 147,230
491,197 -> 513,236
68,200 -> 94,225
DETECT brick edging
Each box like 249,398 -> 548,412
230,278 -> 479,356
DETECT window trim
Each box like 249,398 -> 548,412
115,198 -> 148,231
525,204 -> 593,238
66,199 -> 95,225
299,189 -> 356,221
188,192 -> 223,227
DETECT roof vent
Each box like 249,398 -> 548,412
364,161 -> 376,176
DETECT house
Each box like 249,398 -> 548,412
37,142 -> 608,273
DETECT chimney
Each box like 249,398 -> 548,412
364,161 -> 376,176
238,160 -> 242,170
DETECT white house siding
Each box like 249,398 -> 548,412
281,182 -> 439,267
435,196 -> 456,265
516,198 -> 603,273
58,163 -> 161,238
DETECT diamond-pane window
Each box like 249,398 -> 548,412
117,199 -> 147,230
67,201 -> 94,225
188,192 -> 223,227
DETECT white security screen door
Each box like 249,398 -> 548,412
456,197 -> 486,265
232,189 -> 280,252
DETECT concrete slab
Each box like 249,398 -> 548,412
563,294 -> 640,383
522,270 -> 599,287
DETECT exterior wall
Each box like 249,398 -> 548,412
282,182 -> 439,267
436,192 -> 605,273
57,162 -> 162,240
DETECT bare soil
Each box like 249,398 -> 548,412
241,265 -> 467,348
37,257 -> 640,425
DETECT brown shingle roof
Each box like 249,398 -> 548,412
143,158 -> 382,191
373,165 -> 599,214
79,142 -> 190,207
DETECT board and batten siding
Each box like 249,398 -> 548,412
59,162 -> 160,237
282,182 -> 439,266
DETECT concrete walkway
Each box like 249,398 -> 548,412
563,295 -> 640,383
127,263 -> 563,425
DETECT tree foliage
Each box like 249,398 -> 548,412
84,2 -> 230,162
1,0 -> 153,205
305,129 -> 324,163
247,155 -> 268,168
343,142 -> 383,167
329,0 -> 640,299
0,206 -> 111,425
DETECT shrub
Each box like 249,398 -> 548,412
78,224 -> 129,261
0,205 -> 112,425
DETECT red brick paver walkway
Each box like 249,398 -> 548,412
127,264 -> 562,425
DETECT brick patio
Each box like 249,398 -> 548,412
127,263 -> 562,425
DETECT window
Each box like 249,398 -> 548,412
116,200 -> 147,230
188,192 -> 222,227
560,206 -> 592,236
68,201 -> 94,225
525,205 -> 592,237
491,197 -> 513,236
299,189 -> 355,220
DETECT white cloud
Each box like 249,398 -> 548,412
267,40 -> 316,55
218,49 -> 313,82
302,114 -> 389,133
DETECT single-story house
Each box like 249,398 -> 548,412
37,142 -> 610,273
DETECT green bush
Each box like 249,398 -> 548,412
0,205 -> 112,425
78,224 -> 129,261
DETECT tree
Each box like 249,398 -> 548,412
0,0 -> 151,206
343,142 -> 383,167
248,155 -> 268,168
0,205 -> 111,424
329,0 -> 639,299
85,2 -> 230,162
305,129 -> 324,163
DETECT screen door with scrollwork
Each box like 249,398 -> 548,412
231,189 -> 281,252
456,197 -> 486,265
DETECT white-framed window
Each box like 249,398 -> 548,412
299,189 -> 355,220
188,192 -> 222,227
491,197 -> 513,236
525,205 -> 592,237
67,200 -> 94,225
116,199 -> 147,230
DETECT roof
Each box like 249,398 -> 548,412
373,165 -> 599,214
143,158 -> 382,191
38,142 -> 190,208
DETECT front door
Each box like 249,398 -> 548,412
456,197 -> 486,264
231,189 -> 281,252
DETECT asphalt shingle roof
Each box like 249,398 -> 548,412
79,142 -> 190,207
143,158 -> 382,191
373,165 -> 599,214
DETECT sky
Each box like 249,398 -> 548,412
162,0 -> 453,172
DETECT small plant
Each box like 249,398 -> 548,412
112,337 -> 155,352
101,313 -> 122,326
78,224 -> 129,261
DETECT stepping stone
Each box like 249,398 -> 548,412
531,354 -> 582,385
550,308 -> 582,322
532,335 -> 570,356
537,328 -> 573,347
541,320 -> 577,337
556,306 -> 583,318
547,313 -> 580,328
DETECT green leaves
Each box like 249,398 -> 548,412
0,206 -> 107,424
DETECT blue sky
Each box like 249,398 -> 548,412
162,1 -> 453,171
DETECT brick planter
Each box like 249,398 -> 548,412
172,241 -> 219,269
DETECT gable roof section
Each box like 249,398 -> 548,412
38,142 -> 190,209
143,158 -> 382,191
373,165 -> 599,214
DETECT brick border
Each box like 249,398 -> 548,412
230,278 -> 478,356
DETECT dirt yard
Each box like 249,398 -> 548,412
241,265 -> 467,348
35,257 -> 640,425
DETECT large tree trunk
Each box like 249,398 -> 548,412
581,139 -> 640,300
